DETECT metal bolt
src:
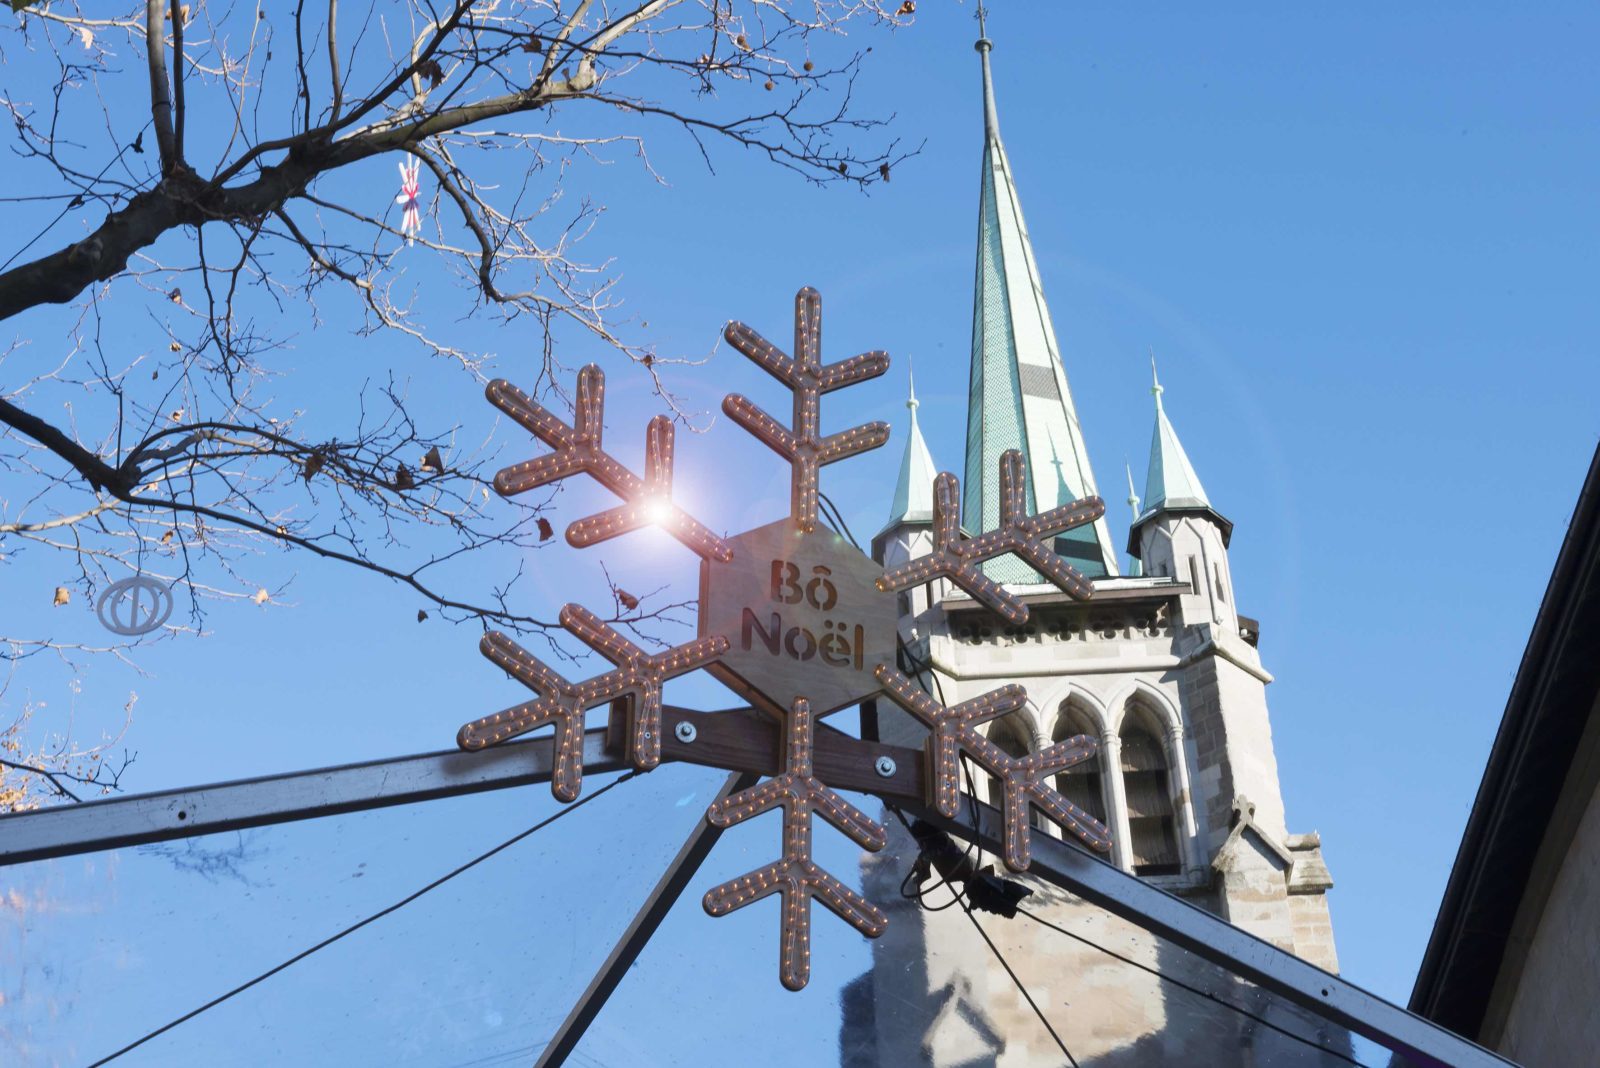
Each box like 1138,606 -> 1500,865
874,755 -> 897,778
674,720 -> 698,744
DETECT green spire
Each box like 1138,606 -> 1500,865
964,17 -> 1118,582
882,365 -> 938,534
1141,356 -> 1211,515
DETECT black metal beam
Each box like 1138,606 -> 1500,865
0,728 -> 624,866
0,708 -> 1514,1067
534,770 -> 758,1068
909,796 -> 1514,1068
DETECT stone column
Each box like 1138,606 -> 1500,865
1166,723 -> 1204,877
1101,730 -> 1132,872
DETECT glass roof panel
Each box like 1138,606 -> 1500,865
3,776 -> 1462,1067
0,763 -> 728,1066
580,807 -> 1430,1067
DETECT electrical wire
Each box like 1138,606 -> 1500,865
87,770 -> 641,1067
880,534 -> 1361,1063
961,902 -> 1081,1067
887,787 -> 1084,1067
892,797 -> 1366,1065
1014,905 -> 1367,1066
817,490 -> 862,552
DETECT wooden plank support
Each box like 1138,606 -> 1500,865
656,705 -> 925,802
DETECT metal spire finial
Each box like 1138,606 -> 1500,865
907,358 -> 919,411
1125,461 -> 1141,514
1150,348 -> 1164,404
975,5 -> 999,140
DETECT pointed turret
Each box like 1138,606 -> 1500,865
873,368 -> 940,575
1125,462 -> 1144,577
964,14 -> 1118,583
1129,358 -> 1234,606
883,367 -> 937,533
1141,358 -> 1213,517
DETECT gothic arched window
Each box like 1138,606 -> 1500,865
985,714 -> 1032,812
1053,702 -> 1107,827
1120,709 -> 1181,876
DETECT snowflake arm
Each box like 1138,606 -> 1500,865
558,603 -> 729,769
722,287 -> 891,532
486,368 -> 732,562
457,606 -> 728,793
702,697 -> 888,991
875,665 -> 1113,871
876,449 -> 1106,623
459,631 -> 589,802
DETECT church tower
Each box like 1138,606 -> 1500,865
848,18 -> 1338,1065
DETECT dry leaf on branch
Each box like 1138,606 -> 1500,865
536,517 -> 554,541
252,588 -> 270,605
420,445 -> 444,473
52,587 -> 70,607
166,287 -> 182,303
417,609 -> 429,622
897,0 -> 915,14
394,464 -> 416,491
417,59 -> 445,87
159,530 -> 174,544
302,450 -> 325,482
879,163 -> 891,182
615,588 -> 640,611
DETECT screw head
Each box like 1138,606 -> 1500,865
874,755 -> 897,778
674,720 -> 698,744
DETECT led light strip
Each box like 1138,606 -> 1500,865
457,607 -> 729,792
877,449 -> 1106,623
701,697 -> 889,990
486,369 -> 732,562
874,665 -> 1112,871
722,287 -> 891,533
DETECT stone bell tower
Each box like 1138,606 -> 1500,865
845,17 -> 1338,1066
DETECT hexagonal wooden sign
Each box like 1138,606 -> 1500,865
699,519 -> 897,716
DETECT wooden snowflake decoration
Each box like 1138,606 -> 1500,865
459,609 -> 728,800
486,370 -> 732,562
458,285 -> 1117,990
876,665 -> 1112,871
723,287 -> 890,532
703,697 -> 888,991
877,450 -> 1106,624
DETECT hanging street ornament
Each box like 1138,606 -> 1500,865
96,575 -> 174,636
457,286 -> 1114,990
396,157 -> 422,244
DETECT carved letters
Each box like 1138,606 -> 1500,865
701,519 -> 896,715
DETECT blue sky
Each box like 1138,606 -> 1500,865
3,2 -> 1599,1061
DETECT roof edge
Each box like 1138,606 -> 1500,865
1127,504 -> 1234,556
1409,441 -> 1600,1037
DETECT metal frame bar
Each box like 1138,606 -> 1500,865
0,728 -> 624,866
910,796 -> 1514,1068
533,770 -> 759,1068
0,720 -> 1510,1067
